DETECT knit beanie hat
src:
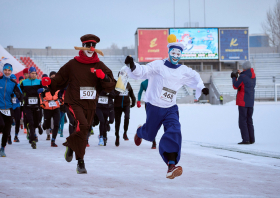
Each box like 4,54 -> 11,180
29,66 -> 36,73
19,76 -> 24,81
23,68 -> 29,74
42,74 -> 48,78
49,71 -> 56,77
242,61 -> 251,70
3,63 -> 13,72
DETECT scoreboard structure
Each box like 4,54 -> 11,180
135,27 -> 249,63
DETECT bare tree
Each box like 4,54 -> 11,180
262,0 -> 280,46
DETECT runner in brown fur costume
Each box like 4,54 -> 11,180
42,34 -> 116,174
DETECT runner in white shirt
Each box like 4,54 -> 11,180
124,34 -> 209,179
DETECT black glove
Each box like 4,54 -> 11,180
125,56 -> 136,71
131,103 -> 135,108
231,71 -> 238,78
202,88 -> 209,95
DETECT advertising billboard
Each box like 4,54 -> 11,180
220,29 -> 249,61
169,28 -> 219,59
138,29 -> 169,62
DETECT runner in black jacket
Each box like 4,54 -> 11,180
96,89 -> 116,146
114,81 -> 136,147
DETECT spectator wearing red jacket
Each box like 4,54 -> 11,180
231,61 -> 256,145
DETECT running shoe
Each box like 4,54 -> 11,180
14,136 -> 20,143
77,159 -> 87,174
166,164 -> 183,179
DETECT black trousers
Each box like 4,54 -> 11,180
43,108 -> 60,140
114,106 -> 130,138
25,107 -> 41,142
0,113 -> 12,148
12,107 -> 21,136
22,106 -> 27,129
238,106 -> 255,142
96,107 -> 114,138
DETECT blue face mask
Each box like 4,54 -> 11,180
168,48 -> 182,65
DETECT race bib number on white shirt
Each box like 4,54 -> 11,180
48,100 -> 57,107
98,96 -> 109,104
80,87 -> 96,99
28,97 -> 38,105
119,89 -> 129,96
0,109 -> 11,116
160,87 -> 176,103
12,97 -> 17,104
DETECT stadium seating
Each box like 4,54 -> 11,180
213,53 -> 280,100
17,56 -> 44,79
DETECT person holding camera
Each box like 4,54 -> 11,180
231,61 -> 256,145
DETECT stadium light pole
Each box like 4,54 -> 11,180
174,0 -> 175,27
189,0 -> 191,27
204,0 -> 206,27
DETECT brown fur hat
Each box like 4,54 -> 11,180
80,34 -> 100,43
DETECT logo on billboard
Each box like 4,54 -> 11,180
150,38 -> 157,48
220,29 -> 249,61
230,38 -> 238,47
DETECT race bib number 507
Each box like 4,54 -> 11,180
80,87 -> 96,100
160,87 -> 176,103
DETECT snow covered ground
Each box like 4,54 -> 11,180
1,102 -> 280,198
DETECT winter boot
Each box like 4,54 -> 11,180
104,137 -> 107,146
0,147 -> 6,157
31,141 -> 36,149
64,144 -> 73,162
7,136 -> 12,145
151,140 -> 156,149
14,136 -> 20,143
115,137 -> 120,147
123,132 -> 129,141
90,128 -> 94,135
24,128 -> 27,134
238,141 -> 250,145
98,136 -> 104,146
77,159 -> 87,174
35,134 -> 38,142
46,134 -> 50,140
166,164 -> 183,179
51,140 -> 58,147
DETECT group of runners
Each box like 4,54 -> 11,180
0,33 -> 209,179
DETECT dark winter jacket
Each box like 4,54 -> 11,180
97,89 -> 116,109
0,75 -> 22,110
20,78 -> 46,108
232,68 -> 256,107
114,82 -> 136,108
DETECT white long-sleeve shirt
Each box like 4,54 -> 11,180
124,59 -> 205,108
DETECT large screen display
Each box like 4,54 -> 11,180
169,28 -> 219,59
219,29 -> 249,61
138,29 -> 169,62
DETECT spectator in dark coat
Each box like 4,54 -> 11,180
231,61 -> 256,144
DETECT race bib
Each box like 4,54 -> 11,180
160,87 -> 176,103
0,109 -> 11,116
48,100 -> 57,107
119,89 -> 129,96
12,97 -> 17,104
98,96 -> 109,104
28,97 -> 38,105
80,87 -> 96,100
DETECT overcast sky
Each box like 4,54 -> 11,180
0,0 -> 276,49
